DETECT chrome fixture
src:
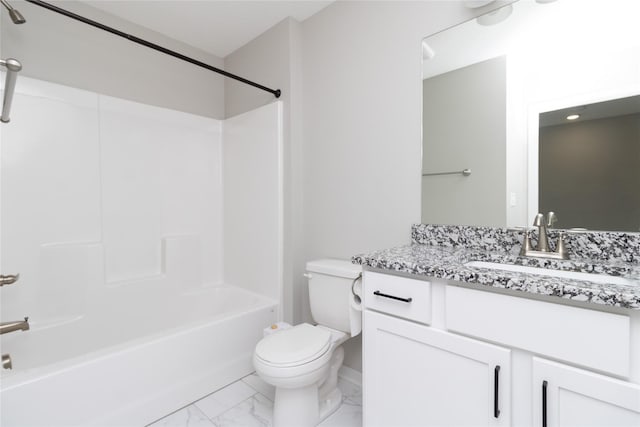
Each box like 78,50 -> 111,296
533,212 -> 550,252
423,168 -> 471,177
0,273 -> 20,287
0,57 -> 23,123
1,0 -> 26,24
2,354 -> 12,370
0,317 -> 30,335
520,212 -> 569,260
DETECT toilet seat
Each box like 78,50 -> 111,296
255,323 -> 331,367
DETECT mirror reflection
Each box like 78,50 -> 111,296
421,0 -> 640,232
539,96 -> 640,232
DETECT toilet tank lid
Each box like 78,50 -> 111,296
306,259 -> 362,279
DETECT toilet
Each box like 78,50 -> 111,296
253,259 -> 362,427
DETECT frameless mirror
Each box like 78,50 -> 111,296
421,0 -> 640,232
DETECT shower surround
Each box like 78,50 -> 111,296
0,77 -> 283,426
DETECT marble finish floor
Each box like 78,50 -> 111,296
148,373 -> 362,427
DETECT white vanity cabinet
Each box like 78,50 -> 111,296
362,271 -> 640,427
362,272 -> 511,426
532,358 -> 640,427
364,310 -> 511,426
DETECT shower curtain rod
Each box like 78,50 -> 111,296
23,0 -> 282,98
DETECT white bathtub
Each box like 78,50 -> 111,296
0,285 -> 277,426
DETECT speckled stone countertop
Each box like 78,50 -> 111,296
352,224 -> 640,310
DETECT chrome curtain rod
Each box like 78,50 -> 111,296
423,169 -> 472,177
23,0 -> 282,98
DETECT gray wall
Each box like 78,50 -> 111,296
224,1 -> 496,373
539,113 -> 640,232
1,1 -> 225,118
422,56 -> 506,227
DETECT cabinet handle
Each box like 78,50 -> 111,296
494,365 -> 500,418
542,380 -> 548,427
373,290 -> 412,303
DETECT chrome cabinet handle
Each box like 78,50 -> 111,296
0,274 -> 19,287
373,290 -> 412,303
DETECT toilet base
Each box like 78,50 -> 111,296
271,383 -> 343,427
273,384 -> 319,427
318,386 -> 343,423
270,345 -> 345,427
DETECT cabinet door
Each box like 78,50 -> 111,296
533,357 -> 640,427
363,310 -> 511,427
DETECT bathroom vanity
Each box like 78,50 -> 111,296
354,224 -> 640,427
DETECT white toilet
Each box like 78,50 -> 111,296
253,259 -> 362,427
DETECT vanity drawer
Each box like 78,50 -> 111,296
363,271 -> 431,324
445,285 -> 630,377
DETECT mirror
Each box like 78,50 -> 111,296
421,0 -> 640,232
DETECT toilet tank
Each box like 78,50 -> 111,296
306,259 -> 362,336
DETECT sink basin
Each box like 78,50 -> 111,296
464,261 -> 636,286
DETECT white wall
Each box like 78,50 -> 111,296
0,77 -> 223,322
1,1 -> 225,118
223,101 -> 283,304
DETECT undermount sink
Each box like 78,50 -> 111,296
464,261 -> 637,286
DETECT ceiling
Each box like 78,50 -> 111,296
540,95 -> 640,128
81,1 -> 333,58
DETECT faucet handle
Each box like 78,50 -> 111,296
547,212 -> 558,228
555,231 -> 569,259
533,213 -> 545,227
520,229 -> 533,256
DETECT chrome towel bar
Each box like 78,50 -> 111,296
0,57 -> 22,123
422,168 -> 471,177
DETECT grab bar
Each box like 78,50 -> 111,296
422,168 -> 471,177
0,57 -> 22,123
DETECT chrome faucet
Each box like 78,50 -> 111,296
520,212 -> 569,260
0,317 -> 29,335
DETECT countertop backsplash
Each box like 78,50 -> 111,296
411,224 -> 640,265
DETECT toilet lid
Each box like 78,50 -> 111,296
255,323 -> 332,367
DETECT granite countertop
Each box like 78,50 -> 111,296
353,244 -> 640,310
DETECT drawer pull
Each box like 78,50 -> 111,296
373,290 -> 412,303
494,365 -> 500,418
542,380 -> 548,427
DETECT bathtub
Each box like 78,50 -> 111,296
0,285 -> 277,426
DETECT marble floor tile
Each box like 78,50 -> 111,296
241,373 -> 276,401
152,375 -> 362,427
195,380 -> 258,419
318,379 -> 363,427
209,393 -> 274,427
148,405 -> 214,427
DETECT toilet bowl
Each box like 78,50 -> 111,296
253,259 -> 362,427
253,323 -> 348,426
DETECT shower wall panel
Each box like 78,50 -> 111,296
0,77 -> 223,324
99,95 -> 223,283
223,102 -> 283,304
